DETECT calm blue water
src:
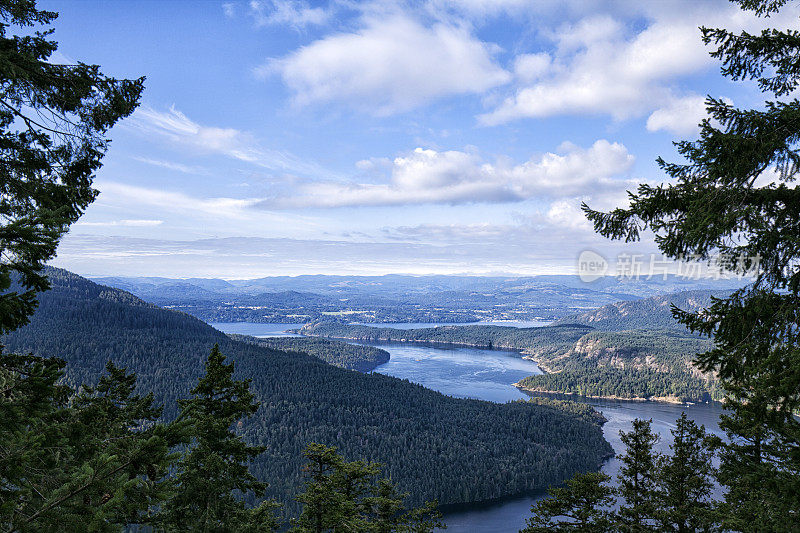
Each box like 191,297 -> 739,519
208,322 -> 305,337
350,320 -> 553,329
433,396 -> 723,533
359,341 -> 723,533
356,341 -> 542,403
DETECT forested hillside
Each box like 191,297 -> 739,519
300,322 -> 594,356
516,329 -> 718,402
229,334 -> 390,372
553,290 -> 730,331
302,321 -> 718,402
4,268 -> 612,513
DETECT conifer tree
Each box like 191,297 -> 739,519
1,361 -> 179,532
0,0 -> 143,335
654,413 -> 717,533
157,344 -> 280,532
584,0 -> 800,527
520,472 -> 615,533
0,3 -> 148,526
616,418 -> 659,532
291,443 -> 442,533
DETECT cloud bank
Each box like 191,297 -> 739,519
270,140 -> 634,208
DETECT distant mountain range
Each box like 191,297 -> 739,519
91,274 -> 745,324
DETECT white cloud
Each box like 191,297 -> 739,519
261,14 -> 510,115
96,181 -> 262,221
132,156 -> 209,175
129,106 -> 333,177
513,53 -> 551,82
249,0 -> 329,28
75,219 -> 164,227
222,2 -> 235,18
546,200 -> 592,231
646,94 -> 708,136
478,4 -> 800,126
269,139 -> 634,208
428,0 -> 536,18
480,14 -> 711,125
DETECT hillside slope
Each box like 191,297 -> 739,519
229,334 -> 390,372
554,290 -> 730,331
4,268 -> 612,511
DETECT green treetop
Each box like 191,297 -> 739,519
616,418 -> 659,532
291,443 -> 443,533
654,413 -> 716,533
584,0 -> 800,527
157,344 -> 280,532
0,0 -> 144,335
521,471 -> 615,533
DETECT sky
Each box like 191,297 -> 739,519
44,0 -> 797,278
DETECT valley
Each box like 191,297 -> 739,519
4,269 -> 613,518
298,318 -> 720,403
213,321 -> 725,532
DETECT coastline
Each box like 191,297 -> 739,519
514,383 -> 687,405
302,331 -> 718,406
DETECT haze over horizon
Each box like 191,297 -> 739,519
46,0 -> 792,278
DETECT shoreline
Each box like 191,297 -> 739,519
514,383 -> 689,405
304,331 -> 719,406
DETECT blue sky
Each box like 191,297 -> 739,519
46,0 -> 795,278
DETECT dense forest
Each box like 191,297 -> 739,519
4,268 -> 613,515
229,334 -> 390,372
516,329 -> 720,402
300,321 -> 593,354
301,321 -> 718,402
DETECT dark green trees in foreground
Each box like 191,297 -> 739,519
291,443 -> 442,533
1,343 -> 439,532
156,344 -> 281,532
574,0 -> 800,529
524,415 -> 717,533
0,0 -> 143,336
0,357 -> 182,531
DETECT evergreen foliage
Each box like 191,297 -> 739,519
523,417 -> 718,533
4,268 -> 613,513
0,0 -> 143,335
232,335 -> 390,372
616,419 -> 659,531
583,0 -> 800,526
654,413 -> 717,533
0,359 -> 181,532
291,443 -> 442,533
521,472 -> 615,533
156,344 -> 280,532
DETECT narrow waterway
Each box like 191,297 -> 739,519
212,322 -> 723,533
355,338 -> 723,532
